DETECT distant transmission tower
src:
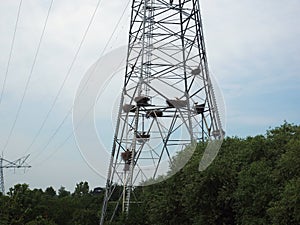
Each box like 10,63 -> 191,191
0,154 -> 31,194
100,0 -> 223,224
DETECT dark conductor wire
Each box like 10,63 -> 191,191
33,66 -> 124,167
0,0 -> 23,106
23,0 -> 104,156
1,0 -> 54,153
29,0 -> 131,164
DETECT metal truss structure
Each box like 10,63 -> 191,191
100,0 -> 223,223
0,154 -> 31,194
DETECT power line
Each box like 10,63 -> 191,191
32,66 -> 123,166
0,0 -> 23,106
31,0 -> 131,162
27,0 -> 130,163
23,0 -> 104,155
1,0 -> 54,153
0,154 -> 31,194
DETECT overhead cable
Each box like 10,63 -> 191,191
2,0 -> 54,153
0,0 -> 23,106
29,0 -> 131,163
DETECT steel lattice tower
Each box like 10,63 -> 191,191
100,0 -> 223,223
0,154 -> 31,194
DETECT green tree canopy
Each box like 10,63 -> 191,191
1,122 -> 299,225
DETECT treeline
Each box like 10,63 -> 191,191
0,182 -> 103,225
1,122 -> 299,225
117,122 -> 300,225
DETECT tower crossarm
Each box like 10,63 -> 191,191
0,154 -> 31,194
100,0 -> 224,224
1,154 -> 31,169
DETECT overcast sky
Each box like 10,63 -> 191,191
0,0 -> 299,192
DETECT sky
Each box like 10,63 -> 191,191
0,0 -> 299,192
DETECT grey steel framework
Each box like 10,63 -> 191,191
100,0 -> 223,223
0,154 -> 31,194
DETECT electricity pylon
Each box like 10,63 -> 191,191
100,0 -> 224,223
0,154 -> 31,194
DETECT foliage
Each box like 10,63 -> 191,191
0,182 -> 103,225
0,122 -> 299,224
131,122 -> 300,225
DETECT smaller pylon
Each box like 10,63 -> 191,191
0,154 -> 31,194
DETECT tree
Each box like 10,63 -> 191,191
45,187 -> 56,197
25,216 -> 57,225
58,186 -> 70,198
71,209 -> 98,225
267,178 -> 300,225
73,181 -> 89,197
233,160 -> 275,225
7,184 -> 32,224
1,123 -> 299,225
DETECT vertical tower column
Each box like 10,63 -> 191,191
100,0 -> 223,224
0,157 -> 4,194
0,155 -> 31,195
